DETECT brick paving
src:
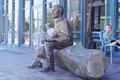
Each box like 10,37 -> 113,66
0,45 -> 120,80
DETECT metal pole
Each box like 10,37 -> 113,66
0,0 -> 3,43
42,0 -> 47,32
5,0 -> 8,44
18,0 -> 25,46
11,0 -> 15,44
111,0 -> 118,55
111,0 -> 117,37
59,0 -> 67,18
80,0 -> 87,48
105,0 -> 108,25
29,0 -> 34,47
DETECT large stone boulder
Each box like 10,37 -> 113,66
54,44 -> 106,80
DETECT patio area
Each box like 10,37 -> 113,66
0,45 -> 120,80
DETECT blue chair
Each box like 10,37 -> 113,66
99,30 -> 120,64
99,30 -> 107,53
92,30 -> 120,64
92,31 -> 101,49
92,30 -> 108,52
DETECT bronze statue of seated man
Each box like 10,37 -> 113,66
27,5 -> 73,72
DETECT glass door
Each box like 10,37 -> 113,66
117,0 -> 120,51
67,0 -> 80,44
32,0 -> 42,51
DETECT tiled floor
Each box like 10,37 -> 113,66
0,45 -> 120,80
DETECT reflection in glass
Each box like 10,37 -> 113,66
67,0 -> 80,43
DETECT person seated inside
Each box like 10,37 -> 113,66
103,24 -> 120,46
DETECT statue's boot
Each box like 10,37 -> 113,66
39,59 -> 55,72
27,60 -> 42,69
39,59 -> 50,72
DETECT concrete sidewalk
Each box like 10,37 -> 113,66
0,45 -> 120,80
0,45 -> 82,80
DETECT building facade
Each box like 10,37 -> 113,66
0,0 -> 120,54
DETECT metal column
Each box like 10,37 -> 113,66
105,0 -> 118,55
59,0 -> 67,18
29,0 -> 34,46
0,0 -> 3,43
11,0 -> 15,44
18,0 -> 25,46
1,0 -> 4,43
80,0 -> 87,48
5,0 -> 8,44
105,0 -> 108,24
110,0 -> 117,38
42,0 -> 47,32
94,7 -> 100,25
111,0 -> 118,55
67,0 -> 71,20
105,0 -> 111,25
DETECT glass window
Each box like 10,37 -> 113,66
118,2 -> 120,30
46,0 -> 61,33
32,0 -> 42,49
67,0 -> 80,43
14,0 -> 19,45
1,0 -> 6,44
8,0 -> 12,44
100,6 -> 105,29
117,1 -> 120,36
1,0 -> 5,43
47,0 -> 59,24
24,0 -> 30,45
33,0 -> 42,33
